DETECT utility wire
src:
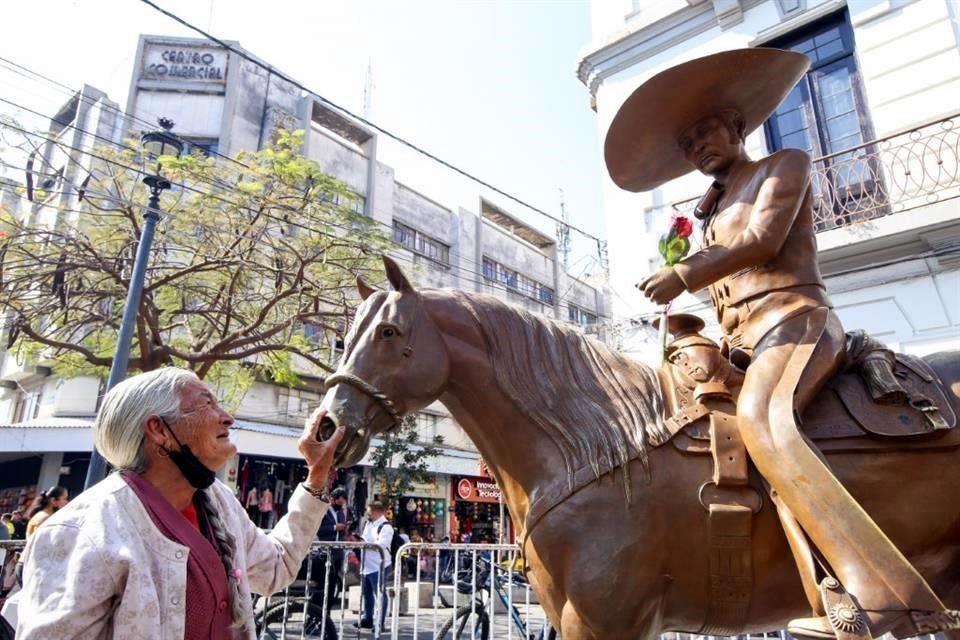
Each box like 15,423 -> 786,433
0,116 -> 612,319
0,85 -> 610,317
137,0 -> 602,244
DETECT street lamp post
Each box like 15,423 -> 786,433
84,118 -> 183,489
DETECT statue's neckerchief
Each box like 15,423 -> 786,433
694,180 -> 725,220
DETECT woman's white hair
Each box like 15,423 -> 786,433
94,367 -> 198,472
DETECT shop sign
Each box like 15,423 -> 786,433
456,476 -> 502,503
142,44 -> 227,83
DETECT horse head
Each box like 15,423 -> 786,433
317,256 -> 450,467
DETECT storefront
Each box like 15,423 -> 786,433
233,454 -> 309,528
230,451 -> 369,531
373,475 -> 449,539
450,474 -> 513,543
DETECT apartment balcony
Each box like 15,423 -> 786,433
656,112 -> 960,236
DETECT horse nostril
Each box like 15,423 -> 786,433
317,415 -> 337,442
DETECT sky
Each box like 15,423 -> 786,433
0,0 -> 607,276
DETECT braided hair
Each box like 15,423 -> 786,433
194,489 -> 247,629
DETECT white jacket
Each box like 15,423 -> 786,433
18,473 -> 327,640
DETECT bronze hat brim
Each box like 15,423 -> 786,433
604,48 -> 811,193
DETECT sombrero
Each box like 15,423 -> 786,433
604,48 -> 810,193
651,313 -> 705,338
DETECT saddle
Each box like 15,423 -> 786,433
650,316 -> 959,636
656,326 -> 959,457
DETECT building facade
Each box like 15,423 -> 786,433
0,35 -> 608,541
578,0 -> 960,364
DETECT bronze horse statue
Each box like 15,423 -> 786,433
315,257 -> 960,640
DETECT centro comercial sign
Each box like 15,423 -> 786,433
142,44 -> 228,83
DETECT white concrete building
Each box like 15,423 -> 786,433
578,0 -> 960,365
0,35 -> 608,541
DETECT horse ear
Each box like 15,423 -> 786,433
382,255 -> 413,293
356,276 -> 375,301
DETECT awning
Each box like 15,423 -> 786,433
0,417 -> 95,453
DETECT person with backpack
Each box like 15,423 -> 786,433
356,502 -> 397,631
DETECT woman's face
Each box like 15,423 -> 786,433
52,492 -> 69,510
166,378 -> 237,471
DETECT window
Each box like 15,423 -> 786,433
279,388 -> 321,422
393,221 -> 450,266
765,13 -> 871,157
764,12 -> 879,228
181,137 -> 220,157
414,412 -> 439,440
482,257 -> 554,306
13,391 -> 40,423
568,304 -> 598,326
320,190 -> 365,215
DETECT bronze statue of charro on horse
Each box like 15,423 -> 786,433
310,48 -> 960,640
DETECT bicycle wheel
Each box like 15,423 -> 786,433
434,603 -> 490,640
258,601 -> 338,640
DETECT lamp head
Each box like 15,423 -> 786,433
141,118 -> 183,161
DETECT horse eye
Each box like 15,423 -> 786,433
380,326 -> 396,339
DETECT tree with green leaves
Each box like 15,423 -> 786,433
369,414 -> 445,514
0,129 -> 390,402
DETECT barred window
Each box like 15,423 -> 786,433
568,304 -> 598,326
393,221 -> 450,265
482,256 -> 554,306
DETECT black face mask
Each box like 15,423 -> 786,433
159,417 -> 216,490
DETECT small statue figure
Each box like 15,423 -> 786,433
606,47 -> 954,639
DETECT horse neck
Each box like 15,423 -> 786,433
424,292 -> 566,522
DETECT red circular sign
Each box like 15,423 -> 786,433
457,478 -> 474,500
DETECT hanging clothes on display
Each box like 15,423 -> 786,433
258,486 -> 274,529
245,486 -> 259,522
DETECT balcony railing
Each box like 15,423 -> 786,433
654,113 -> 960,233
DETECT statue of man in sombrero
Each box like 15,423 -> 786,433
605,47 -> 956,639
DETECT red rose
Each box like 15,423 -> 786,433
671,215 -> 693,239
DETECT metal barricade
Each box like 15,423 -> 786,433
0,540 -> 26,628
254,540 -> 387,640
390,542 -> 552,640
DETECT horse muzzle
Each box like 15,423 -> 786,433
315,408 -> 373,468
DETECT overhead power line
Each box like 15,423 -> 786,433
137,0 -> 603,245
0,113 -> 613,321
0,59 -> 610,300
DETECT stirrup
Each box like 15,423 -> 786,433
819,577 -> 872,640
786,576 -> 874,640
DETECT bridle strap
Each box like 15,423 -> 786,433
324,290 -> 423,431
324,372 -> 401,428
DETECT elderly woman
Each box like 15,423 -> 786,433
18,367 -> 344,640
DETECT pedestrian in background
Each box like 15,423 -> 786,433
9,511 -> 26,541
25,487 -> 68,539
356,502 -> 393,631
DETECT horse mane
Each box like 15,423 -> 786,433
453,291 -> 667,498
